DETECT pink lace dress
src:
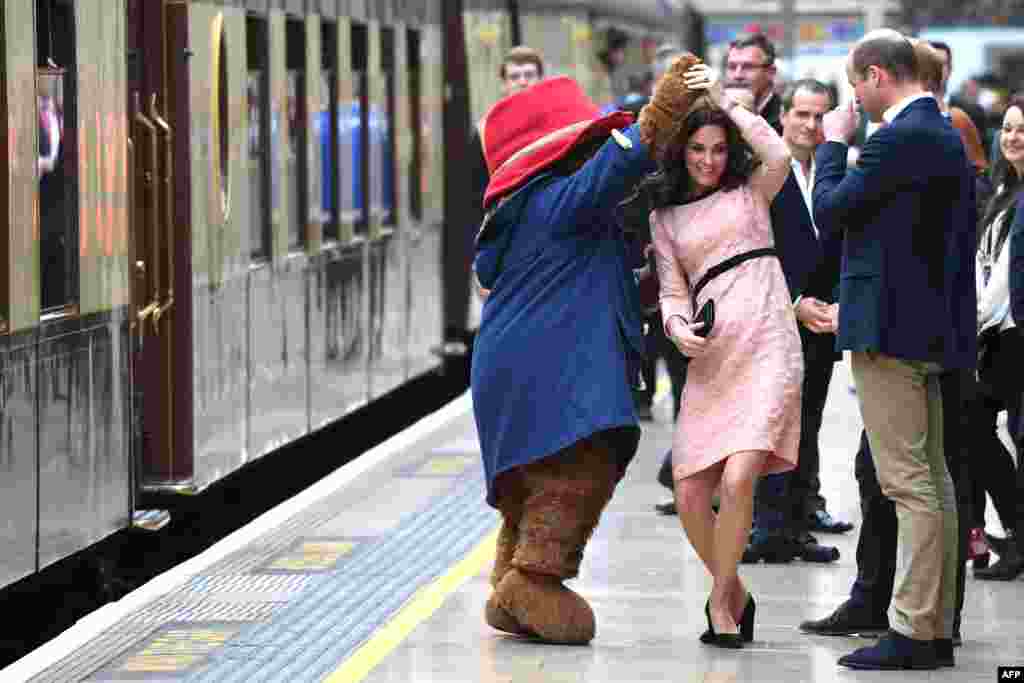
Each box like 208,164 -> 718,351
651,105 -> 803,480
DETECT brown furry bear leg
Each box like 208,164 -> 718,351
493,436 -> 620,644
485,474 -> 535,636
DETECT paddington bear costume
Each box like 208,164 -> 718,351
471,61 -> 701,644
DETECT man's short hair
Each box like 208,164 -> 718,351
928,40 -> 952,66
499,46 -> 544,80
850,30 -> 917,84
911,40 -> 944,94
728,33 -> 776,66
781,78 -> 834,111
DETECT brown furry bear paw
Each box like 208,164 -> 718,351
494,568 -> 596,644
639,52 -> 704,161
484,591 -> 536,636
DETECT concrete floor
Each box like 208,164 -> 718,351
362,357 -> 1024,683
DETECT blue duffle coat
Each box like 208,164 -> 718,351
471,124 -> 655,506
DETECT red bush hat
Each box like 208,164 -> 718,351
480,76 -> 634,208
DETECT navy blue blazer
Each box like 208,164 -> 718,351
1009,195 -> 1024,326
813,97 -> 977,370
770,168 -> 841,305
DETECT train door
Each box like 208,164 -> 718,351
126,0 -> 189,488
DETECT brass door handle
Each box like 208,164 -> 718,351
150,94 -> 175,330
134,92 -> 161,331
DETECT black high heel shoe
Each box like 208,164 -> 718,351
739,593 -> 756,642
701,600 -> 743,649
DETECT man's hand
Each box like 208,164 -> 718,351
823,100 -> 859,144
796,297 -> 837,334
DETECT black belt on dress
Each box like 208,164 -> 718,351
692,248 -> 779,300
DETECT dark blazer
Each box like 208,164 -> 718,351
1010,195 -> 1024,326
813,97 -> 977,370
771,168 -> 841,305
761,92 -> 783,135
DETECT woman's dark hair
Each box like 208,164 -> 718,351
641,102 -> 757,209
980,93 -> 1024,247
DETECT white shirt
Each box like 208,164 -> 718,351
790,155 -> 817,239
882,92 -> 934,124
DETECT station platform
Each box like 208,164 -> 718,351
4,359 -> 1022,682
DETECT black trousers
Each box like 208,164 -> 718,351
752,327 -> 836,534
968,328 -> 1024,536
639,311 -> 689,416
848,370 -> 972,636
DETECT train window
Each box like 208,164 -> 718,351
37,0 -> 78,312
350,23 -> 368,236
406,28 -> 422,222
320,21 -> 339,242
247,15 -> 270,262
285,18 -> 306,251
378,27 -> 395,227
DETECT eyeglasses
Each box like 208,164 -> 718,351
504,69 -> 539,82
726,61 -> 772,74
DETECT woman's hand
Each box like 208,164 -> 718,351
682,64 -> 723,106
668,315 -> 709,358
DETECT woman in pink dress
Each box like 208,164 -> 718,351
648,64 -> 803,648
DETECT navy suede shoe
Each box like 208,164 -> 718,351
837,631 -> 938,670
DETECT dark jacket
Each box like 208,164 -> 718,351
1010,194 -> 1024,327
761,92 -> 783,135
471,124 -> 655,506
770,168 -> 841,305
813,97 -> 978,370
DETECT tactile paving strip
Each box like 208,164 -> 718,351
28,448 -> 496,683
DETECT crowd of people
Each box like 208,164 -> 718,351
466,26 -> 1024,672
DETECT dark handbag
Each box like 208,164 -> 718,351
693,298 -> 715,338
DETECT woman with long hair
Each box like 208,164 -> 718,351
648,65 -> 803,647
969,93 -> 1024,581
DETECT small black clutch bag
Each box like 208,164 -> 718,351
693,299 -> 715,338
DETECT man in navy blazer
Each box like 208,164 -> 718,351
744,79 -> 850,565
812,30 -> 976,671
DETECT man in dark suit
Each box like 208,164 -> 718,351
811,29 -> 977,671
742,79 -> 851,565
801,39 -> 980,648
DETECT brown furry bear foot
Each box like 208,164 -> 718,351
484,591 -> 535,636
494,568 -> 595,644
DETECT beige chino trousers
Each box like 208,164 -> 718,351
850,351 -> 958,641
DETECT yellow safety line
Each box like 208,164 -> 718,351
323,527 -> 499,683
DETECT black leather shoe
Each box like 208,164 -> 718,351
934,638 -> 955,667
654,500 -> 676,515
985,531 -> 1011,556
808,510 -> 854,534
792,531 -> 840,563
837,631 -> 937,670
799,600 -> 889,636
974,554 -> 1024,580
